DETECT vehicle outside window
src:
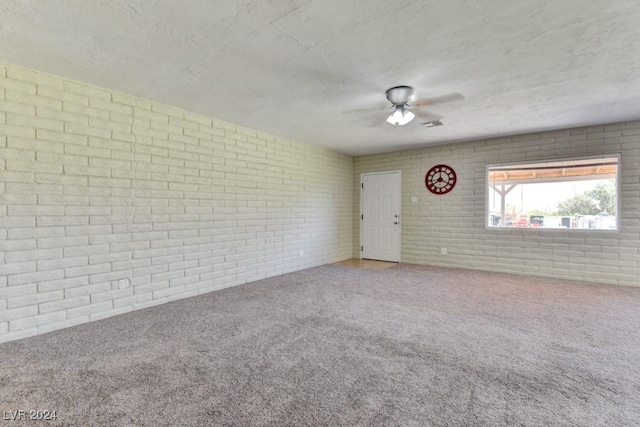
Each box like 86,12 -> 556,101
487,155 -> 620,231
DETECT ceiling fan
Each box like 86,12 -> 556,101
382,85 -> 463,127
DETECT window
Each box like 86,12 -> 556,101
487,155 -> 619,230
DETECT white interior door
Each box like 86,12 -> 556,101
361,171 -> 401,262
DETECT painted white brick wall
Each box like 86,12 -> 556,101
354,122 -> 640,286
0,63 -> 353,343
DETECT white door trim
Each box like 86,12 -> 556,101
360,170 -> 401,262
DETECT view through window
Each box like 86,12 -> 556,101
487,155 -> 619,230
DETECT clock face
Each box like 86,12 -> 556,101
425,164 -> 457,195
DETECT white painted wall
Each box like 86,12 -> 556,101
0,63 -> 353,343
354,122 -> 640,286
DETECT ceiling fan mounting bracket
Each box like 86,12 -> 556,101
385,86 -> 414,105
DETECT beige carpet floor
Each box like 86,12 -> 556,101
1,263 -> 640,426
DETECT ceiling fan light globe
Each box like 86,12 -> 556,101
399,110 -> 415,126
386,107 -> 415,126
386,108 -> 404,125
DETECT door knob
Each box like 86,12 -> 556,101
394,221 -> 398,225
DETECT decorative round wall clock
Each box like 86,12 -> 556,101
425,164 -> 457,195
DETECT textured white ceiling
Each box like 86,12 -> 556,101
2,1 -> 640,155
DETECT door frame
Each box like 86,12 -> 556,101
359,170 -> 402,262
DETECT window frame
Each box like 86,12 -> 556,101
485,153 -> 621,232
